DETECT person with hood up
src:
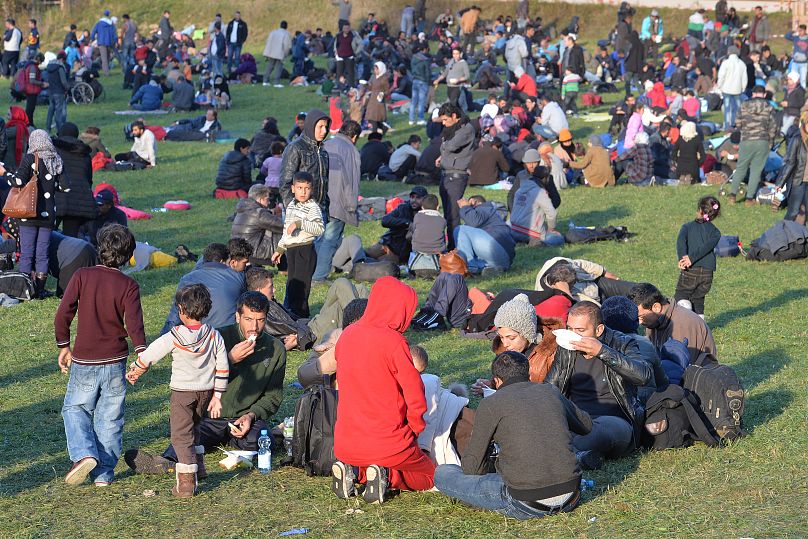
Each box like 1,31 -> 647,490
90,10 -> 118,75
52,122 -> 95,238
365,61 -> 390,134
331,277 -> 435,504
129,77 -> 164,111
279,108 -> 331,213
215,138 -> 252,196
4,106 -> 30,168
45,51 -> 69,134
569,135 -> 615,187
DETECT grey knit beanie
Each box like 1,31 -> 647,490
493,294 -> 538,343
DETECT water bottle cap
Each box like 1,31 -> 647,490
260,429 -> 268,435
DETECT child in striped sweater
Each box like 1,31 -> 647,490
126,283 -> 229,498
562,68 -> 582,115
271,171 -> 325,318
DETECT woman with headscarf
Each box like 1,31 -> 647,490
569,135 -> 616,187
365,61 -> 390,134
0,129 -> 66,297
672,121 -> 704,184
5,106 -> 31,168
52,122 -> 96,237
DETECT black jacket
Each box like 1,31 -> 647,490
624,32 -> 646,73
251,130 -> 283,163
776,125 -> 807,190
216,150 -> 252,191
52,136 -> 96,219
264,299 -> 315,351
784,85 -> 806,117
360,140 -> 390,176
380,202 -> 416,259
5,152 -> 63,229
566,44 -> 585,77
279,109 -> 331,210
230,197 -> 283,263
225,19 -> 249,46
545,327 -> 652,447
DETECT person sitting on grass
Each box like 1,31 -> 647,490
406,193 -> 446,275
114,120 -> 156,168
454,195 -> 516,276
126,284 -> 229,498
125,291 -> 286,483
230,184 -> 284,266
434,350 -> 592,519
509,163 -> 563,247
365,186 -> 427,264
215,138 -> 252,198
165,108 -> 221,141
54,224 -> 146,487
129,76 -> 164,111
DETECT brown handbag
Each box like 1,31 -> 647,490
439,249 -> 470,277
2,156 -> 38,219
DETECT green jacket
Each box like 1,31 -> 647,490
217,323 -> 287,420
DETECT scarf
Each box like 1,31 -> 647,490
6,106 -> 29,165
27,129 -> 63,175
374,61 -> 387,77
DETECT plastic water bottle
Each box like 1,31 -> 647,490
283,417 -> 294,457
257,429 -> 272,474
580,479 -> 595,491
568,220 -> 575,230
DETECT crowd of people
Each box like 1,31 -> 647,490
0,0 -> 806,521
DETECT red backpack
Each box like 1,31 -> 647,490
13,63 -> 41,96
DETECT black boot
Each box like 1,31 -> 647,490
34,272 -> 52,299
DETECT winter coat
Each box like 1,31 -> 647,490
493,316 -> 565,383
279,109 -> 331,210
469,143 -> 509,185
225,19 -> 249,46
624,33 -> 646,73
365,75 -> 389,123
736,97 -> 777,143
130,82 -> 163,111
545,326 -> 652,447
216,151 -> 252,191
52,136 -> 95,219
171,79 -> 195,110
90,17 -> 117,47
566,44 -> 586,78
777,126 -> 807,189
535,256 -> 605,304
509,178 -> 557,241
569,146 -> 614,187
672,137 -> 704,181
380,201 -> 416,259
210,32 -> 227,59
504,34 -> 528,72
716,54 -> 747,95
439,120 -> 476,173
263,27 -> 292,60
784,85 -> 806,118
418,373 -> 468,466
230,197 -> 283,263
334,277 -> 425,467
4,152 -> 63,228
45,62 -> 68,96
459,202 -> 516,262
323,133 -> 360,226
251,130 -> 282,163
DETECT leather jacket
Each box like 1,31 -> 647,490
230,198 -> 283,263
545,327 -> 652,446
279,109 -> 330,210
776,125 -> 807,190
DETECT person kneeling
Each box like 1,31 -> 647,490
434,351 -> 592,519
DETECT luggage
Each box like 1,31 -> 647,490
356,196 -> 385,221
644,384 -> 720,449
706,93 -> 722,111
0,271 -> 36,300
596,82 -> 619,94
348,260 -> 400,282
581,92 -> 603,106
424,272 -> 471,329
756,183 -> 778,205
564,225 -> 630,244
291,377 -> 338,477
439,250 -> 470,277
683,363 -> 745,441
714,235 -> 740,257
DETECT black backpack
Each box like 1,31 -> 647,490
348,260 -> 400,282
0,271 -> 35,300
644,384 -> 720,449
565,225 -> 630,244
683,363 -> 746,441
291,377 -> 338,477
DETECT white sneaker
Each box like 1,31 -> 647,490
274,84 -> 283,88
416,120 -> 426,126
408,121 -> 414,125
262,82 -> 270,86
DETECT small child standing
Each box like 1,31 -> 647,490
272,171 -> 324,318
561,68 -> 582,116
54,224 -> 146,487
260,141 -> 285,207
407,194 -> 446,276
126,284 -> 229,498
675,196 -> 721,318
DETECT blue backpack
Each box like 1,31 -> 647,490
659,337 -> 690,386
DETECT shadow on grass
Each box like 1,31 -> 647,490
708,289 -> 808,331
568,205 -> 631,225
743,388 -> 794,433
732,347 -> 790,391
0,363 -> 53,389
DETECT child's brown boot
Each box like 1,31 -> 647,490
195,445 -> 207,479
172,463 -> 197,498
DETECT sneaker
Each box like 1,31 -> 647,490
481,266 -> 504,278
94,480 -> 111,487
123,449 -> 175,475
331,461 -> 357,499
416,120 -> 426,126
274,84 -> 284,88
363,464 -> 388,504
576,450 -> 604,471
263,82 -> 270,86
65,457 -> 97,485
408,121 -> 415,126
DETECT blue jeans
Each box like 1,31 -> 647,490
532,124 -> 557,141
722,94 -> 741,130
791,62 -> 807,89
19,225 -> 51,274
62,362 -> 127,483
227,43 -> 242,73
313,216 -> 345,281
410,79 -> 429,123
434,465 -> 578,520
454,225 -> 512,273
46,93 -> 67,133
785,182 -> 808,221
211,56 -> 224,77
572,415 -> 634,459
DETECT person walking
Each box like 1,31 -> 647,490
2,18 -> 22,78
45,51 -> 69,134
225,11 -> 248,75
728,85 -> 777,206
263,21 -> 291,88
717,46 -> 748,131
90,10 -> 117,75
436,103 -> 475,250
120,14 -> 138,74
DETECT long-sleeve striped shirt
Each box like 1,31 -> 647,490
132,324 -> 229,393
276,198 -> 325,253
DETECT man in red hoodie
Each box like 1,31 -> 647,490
331,276 -> 434,504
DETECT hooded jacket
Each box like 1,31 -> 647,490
509,178 -> 557,241
90,17 -> 117,47
52,130 -> 96,219
216,150 -> 252,191
230,197 -> 284,263
458,202 -> 516,262
45,61 -> 68,95
776,125 -> 807,189
130,80 -> 163,111
439,119 -> 475,173
323,133 -> 360,226
280,109 -> 331,210
334,277 -> 426,467
716,53 -> 748,95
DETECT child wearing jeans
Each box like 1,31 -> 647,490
675,196 -> 721,318
54,224 -> 146,487
272,171 -> 324,318
126,283 -> 229,498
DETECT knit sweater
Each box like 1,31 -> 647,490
132,324 -> 229,393
409,209 -> 446,254
276,198 -> 324,254
54,265 -> 147,364
644,302 -> 717,365
676,219 -> 721,271
218,324 -> 287,420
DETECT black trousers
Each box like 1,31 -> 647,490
440,171 -> 468,251
335,56 -> 356,88
596,276 -> 639,301
114,151 -> 149,167
286,242 -> 317,319
55,243 -> 97,297
59,216 -> 91,238
447,85 -> 461,107
394,154 -> 417,179
25,94 -> 37,127
1,51 -> 18,78
162,416 -> 271,462
674,267 -> 713,315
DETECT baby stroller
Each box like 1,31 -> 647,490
69,67 -> 103,105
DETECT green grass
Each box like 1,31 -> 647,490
0,64 -> 806,539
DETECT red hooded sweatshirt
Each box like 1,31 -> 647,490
334,276 -> 426,467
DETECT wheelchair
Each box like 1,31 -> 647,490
69,69 -> 103,105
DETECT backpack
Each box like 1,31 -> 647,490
706,93 -> 722,111
581,92 -> 603,106
12,63 -> 40,98
0,271 -> 35,300
683,363 -> 746,441
348,260 -> 400,282
705,170 -> 728,185
291,377 -> 338,477
644,384 -> 720,449
564,225 -> 630,244
714,235 -> 740,257
408,252 -> 440,279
